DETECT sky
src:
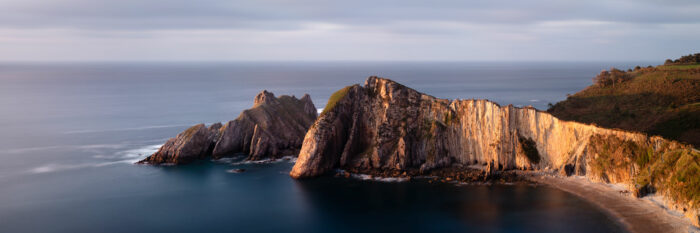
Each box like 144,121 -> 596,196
0,0 -> 699,62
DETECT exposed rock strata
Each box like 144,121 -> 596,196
139,90 -> 316,164
290,76 -> 700,226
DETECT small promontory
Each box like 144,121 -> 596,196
138,90 -> 317,164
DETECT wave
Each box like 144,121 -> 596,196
5,145 -> 67,154
335,170 -> 410,182
4,137 -> 169,155
351,174 -> 409,182
29,160 -> 133,174
115,144 -> 162,163
5,143 -> 128,154
230,155 -> 297,165
212,156 -> 245,163
27,143 -> 162,174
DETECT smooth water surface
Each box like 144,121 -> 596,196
0,62 -> 644,232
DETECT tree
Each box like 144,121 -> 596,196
593,70 -> 612,87
593,68 -> 631,87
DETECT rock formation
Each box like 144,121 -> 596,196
290,76 -> 700,226
139,90 -> 317,164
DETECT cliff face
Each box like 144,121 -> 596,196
290,76 -> 699,225
139,90 -> 317,164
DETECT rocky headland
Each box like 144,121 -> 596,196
290,76 -> 700,228
138,90 -> 317,164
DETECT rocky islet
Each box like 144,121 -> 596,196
138,90 -> 317,164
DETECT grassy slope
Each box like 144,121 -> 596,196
321,85 -> 352,115
548,64 -> 700,147
549,61 -> 700,211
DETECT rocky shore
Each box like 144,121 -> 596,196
138,90 -> 317,164
335,165 -> 528,184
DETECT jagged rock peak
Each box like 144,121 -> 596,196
300,93 -> 317,118
254,90 -> 277,107
139,90 -> 317,165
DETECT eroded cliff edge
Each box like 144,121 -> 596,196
290,76 -> 700,226
139,90 -> 317,164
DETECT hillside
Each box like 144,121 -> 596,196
548,54 -> 700,147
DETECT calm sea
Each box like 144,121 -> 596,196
0,61 -> 648,233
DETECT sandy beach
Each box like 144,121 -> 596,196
526,173 -> 699,233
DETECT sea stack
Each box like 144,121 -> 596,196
139,90 -> 317,164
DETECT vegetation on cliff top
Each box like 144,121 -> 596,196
548,53 -> 700,147
321,85 -> 352,115
588,135 -> 700,208
664,53 -> 700,66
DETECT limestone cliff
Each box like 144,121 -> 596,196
139,90 -> 317,164
290,76 -> 700,226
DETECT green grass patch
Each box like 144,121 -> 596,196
321,85 -> 352,115
548,63 -> 700,147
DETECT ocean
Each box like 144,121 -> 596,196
0,61 -> 648,232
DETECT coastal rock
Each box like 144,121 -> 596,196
138,123 -> 220,164
227,169 -> 246,173
289,76 -> 699,226
212,91 -> 318,160
139,90 -> 317,164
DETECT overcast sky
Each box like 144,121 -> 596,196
0,0 -> 698,61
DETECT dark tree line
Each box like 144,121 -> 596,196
664,53 -> 700,65
593,68 -> 631,87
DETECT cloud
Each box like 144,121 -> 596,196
2,0 -> 700,30
0,0 -> 698,61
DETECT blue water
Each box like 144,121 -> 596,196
0,61 -> 645,232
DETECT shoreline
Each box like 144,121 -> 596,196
332,167 -> 698,233
524,172 -> 698,233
